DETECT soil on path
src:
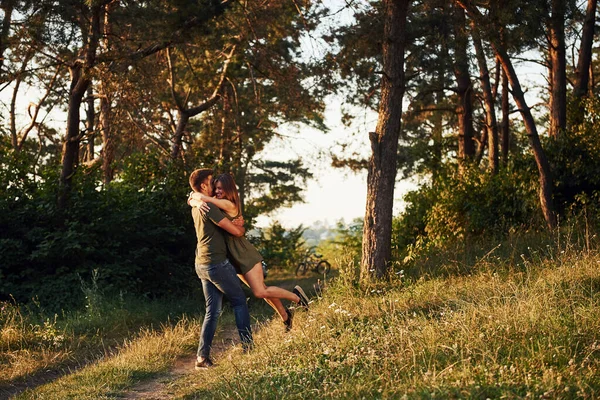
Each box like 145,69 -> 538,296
122,324 -> 242,400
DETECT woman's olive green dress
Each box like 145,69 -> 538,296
225,214 -> 262,275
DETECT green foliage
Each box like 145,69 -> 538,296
317,219 -> 363,267
0,150 -> 198,310
244,159 -> 313,225
550,96 -> 600,211
253,222 -> 306,270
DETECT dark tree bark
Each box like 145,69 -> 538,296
361,0 -> 410,282
99,93 -> 114,185
58,3 -> 103,208
59,64 -> 89,208
457,0 -> 557,230
572,0 -> 597,124
0,0 -> 14,79
471,22 -> 498,174
84,86 -> 95,162
453,6 -> 475,168
548,0 -> 567,138
500,68 -> 510,166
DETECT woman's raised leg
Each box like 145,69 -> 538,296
237,273 -> 289,321
243,262 -> 301,303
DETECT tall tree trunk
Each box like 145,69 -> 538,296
85,85 -> 95,162
171,110 -> 190,160
496,45 -> 556,230
0,0 -> 14,79
453,6 -> 475,170
59,65 -> 89,208
457,0 -> 557,230
548,0 -> 567,138
471,22 -> 499,174
572,0 -> 597,123
500,69 -> 510,166
218,88 -> 232,167
58,4 -> 102,208
100,93 -> 114,185
361,0 -> 410,283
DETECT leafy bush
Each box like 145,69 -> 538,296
0,151 -> 198,310
253,222 -> 306,270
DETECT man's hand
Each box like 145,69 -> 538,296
232,216 -> 245,227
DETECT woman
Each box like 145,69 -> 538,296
189,173 -> 309,331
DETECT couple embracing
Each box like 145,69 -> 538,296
188,169 -> 310,369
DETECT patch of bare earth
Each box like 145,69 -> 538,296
122,324 -> 241,400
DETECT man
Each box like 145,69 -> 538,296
189,168 -> 252,369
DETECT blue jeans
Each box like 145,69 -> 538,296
195,259 -> 252,359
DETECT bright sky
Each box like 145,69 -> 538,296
254,99 -> 416,229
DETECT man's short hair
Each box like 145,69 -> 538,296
189,168 -> 213,192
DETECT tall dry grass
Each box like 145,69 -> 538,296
169,245 -> 600,399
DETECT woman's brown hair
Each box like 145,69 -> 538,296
214,173 -> 241,215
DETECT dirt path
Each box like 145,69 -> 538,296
122,324 -> 242,400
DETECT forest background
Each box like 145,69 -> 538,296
2,0 -> 600,396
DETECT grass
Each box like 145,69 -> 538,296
166,240 -> 600,399
5,234 -> 600,399
0,290 -> 203,394
3,270 -> 317,399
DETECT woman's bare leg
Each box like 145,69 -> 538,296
243,262 -> 301,304
238,273 -> 289,321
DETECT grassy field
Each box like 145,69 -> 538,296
3,235 -> 600,399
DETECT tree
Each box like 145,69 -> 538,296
53,0 -> 231,207
452,4 -> 475,168
572,0 -> 597,123
361,0 -> 411,282
456,0 -> 557,230
548,0 -> 567,138
471,21 -> 499,173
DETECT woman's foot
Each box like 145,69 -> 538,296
293,285 -> 310,309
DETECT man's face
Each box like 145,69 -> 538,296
214,181 -> 224,199
201,175 -> 213,195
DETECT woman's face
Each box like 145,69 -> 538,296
214,181 -> 224,199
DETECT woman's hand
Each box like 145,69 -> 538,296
196,201 -> 210,215
188,193 -> 210,215
232,216 -> 245,227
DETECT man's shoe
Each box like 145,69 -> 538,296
195,357 -> 214,370
293,285 -> 309,309
283,307 -> 294,332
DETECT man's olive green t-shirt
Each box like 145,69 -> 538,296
192,203 -> 227,266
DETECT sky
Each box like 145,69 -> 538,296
254,99 -> 416,229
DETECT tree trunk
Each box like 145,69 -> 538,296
59,65 -> 89,208
548,0 -> 566,138
171,110 -> 190,160
0,0 -> 14,79
471,22 -> 498,174
360,0 -> 410,283
85,85 -> 95,162
572,0 -> 597,123
496,45 -> 556,230
100,94 -> 114,185
457,0 -> 557,230
58,4 -> 102,207
500,69 -> 510,166
453,6 -> 475,169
